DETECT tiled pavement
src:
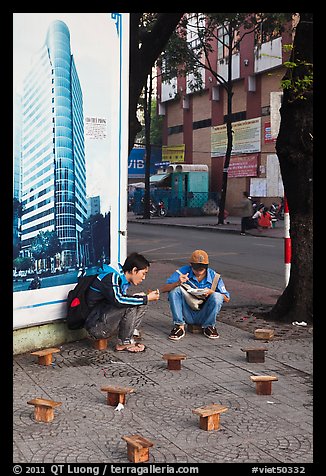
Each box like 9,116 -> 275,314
13,260 -> 313,466
12,217 -> 314,470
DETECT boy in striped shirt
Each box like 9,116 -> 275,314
85,253 -> 159,352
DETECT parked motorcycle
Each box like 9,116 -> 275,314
270,201 -> 284,220
150,199 -> 167,217
28,275 -> 41,290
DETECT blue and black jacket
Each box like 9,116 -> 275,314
85,264 -> 148,310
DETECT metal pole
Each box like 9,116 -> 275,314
284,196 -> 291,287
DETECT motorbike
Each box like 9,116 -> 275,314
150,199 -> 167,217
28,276 -> 41,290
270,201 -> 284,220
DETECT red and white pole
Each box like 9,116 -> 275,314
284,196 -> 291,287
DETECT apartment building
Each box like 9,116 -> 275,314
157,15 -> 295,211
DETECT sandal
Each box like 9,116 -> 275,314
115,343 -> 146,353
133,329 -> 142,341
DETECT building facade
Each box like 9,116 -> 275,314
19,20 -> 87,268
157,15 -> 295,212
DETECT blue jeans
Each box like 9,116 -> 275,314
168,286 -> 224,327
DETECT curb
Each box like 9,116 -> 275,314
128,219 -> 283,239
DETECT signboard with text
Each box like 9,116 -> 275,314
128,148 -> 162,178
162,144 -> 185,163
228,154 -> 258,178
211,118 -> 261,157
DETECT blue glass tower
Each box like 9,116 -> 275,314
20,20 -> 87,268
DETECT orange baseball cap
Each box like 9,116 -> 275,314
189,250 -> 209,265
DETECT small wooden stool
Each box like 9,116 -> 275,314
162,353 -> 187,370
241,347 -> 268,363
92,338 -> 108,350
101,385 -> 134,406
30,348 -> 61,366
254,328 -> 274,340
192,403 -> 228,431
27,398 -> 62,422
122,434 -> 153,463
187,324 -> 202,334
250,375 -> 278,395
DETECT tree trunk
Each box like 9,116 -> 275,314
143,74 -> 152,219
263,13 -> 313,323
129,13 -> 184,153
218,86 -> 233,224
218,26 -> 233,225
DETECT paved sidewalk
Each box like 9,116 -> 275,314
127,212 -> 284,239
13,258 -> 313,467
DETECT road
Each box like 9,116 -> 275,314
127,222 -> 284,291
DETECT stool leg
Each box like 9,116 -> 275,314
34,406 -> 54,422
39,354 -> 52,366
256,381 -> 272,395
128,446 -> 149,463
118,394 -> 126,405
167,360 -> 181,370
247,351 -> 265,363
199,413 -> 220,431
107,393 -> 119,406
107,393 -> 126,406
94,339 -> 108,350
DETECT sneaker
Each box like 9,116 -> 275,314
240,232 -> 246,236
169,325 -> 185,341
203,326 -> 219,339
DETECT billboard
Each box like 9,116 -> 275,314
128,147 -> 162,178
211,118 -> 261,157
13,13 -> 129,328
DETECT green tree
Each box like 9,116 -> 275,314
159,12 -> 292,224
267,13 -> 313,323
13,256 -> 33,272
129,13 -> 184,151
13,197 -> 23,259
30,231 -> 61,261
135,97 -> 163,147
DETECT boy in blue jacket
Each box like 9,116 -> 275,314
85,253 -> 159,352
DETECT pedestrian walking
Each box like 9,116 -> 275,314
234,191 -> 254,235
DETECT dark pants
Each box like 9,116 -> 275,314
241,216 -> 251,233
85,304 -> 146,343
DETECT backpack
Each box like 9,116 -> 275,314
66,274 -> 98,330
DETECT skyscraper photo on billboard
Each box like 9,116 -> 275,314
13,13 -> 129,328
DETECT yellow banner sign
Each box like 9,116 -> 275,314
162,144 -> 185,163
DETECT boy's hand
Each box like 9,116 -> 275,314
178,272 -> 189,284
147,289 -> 160,302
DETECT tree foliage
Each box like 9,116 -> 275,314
129,13 -> 185,151
159,13 -> 293,223
30,231 -> 61,260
